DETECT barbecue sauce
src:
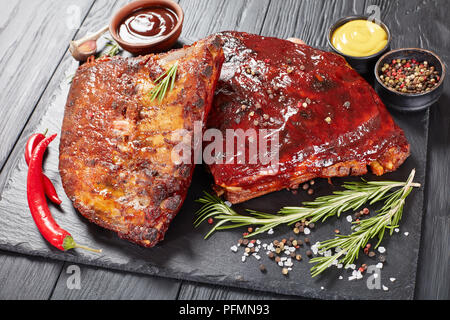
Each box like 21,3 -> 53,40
118,6 -> 178,44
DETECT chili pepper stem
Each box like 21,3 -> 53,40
63,236 -> 102,253
42,128 -> 48,136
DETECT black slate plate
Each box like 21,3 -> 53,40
0,39 -> 428,300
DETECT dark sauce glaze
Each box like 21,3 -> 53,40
207,32 -> 409,197
118,6 -> 178,44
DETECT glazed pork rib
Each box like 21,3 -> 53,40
207,32 -> 410,204
59,36 -> 224,247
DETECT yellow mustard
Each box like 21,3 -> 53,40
332,20 -> 388,57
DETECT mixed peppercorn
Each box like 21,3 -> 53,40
379,58 -> 440,94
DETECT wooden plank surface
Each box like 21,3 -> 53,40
0,0 -> 448,300
0,250 -> 63,300
51,266 -> 181,300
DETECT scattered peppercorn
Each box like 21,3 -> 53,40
293,227 -> 300,234
275,256 -> 281,263
379,255 -> 386,263
303,183 -> 309,190
208,218 -> 214,225
362,208 -> 370,215
304,237 -> 310,244
306,250 -> 313,257
296,254 -> 302,261
259,264 -> 267,273
268,252 -> 275,259
282,268 -> 289,275
308,223 -> 315,229
307,189 -> 314,195
368,251 -> 376,258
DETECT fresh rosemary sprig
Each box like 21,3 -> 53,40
195,170 -> 420,240
148,62 -> 178,102
99,37 -> 121,58
310,169 -> 418,277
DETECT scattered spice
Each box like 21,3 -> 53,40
259,264 -> 267,273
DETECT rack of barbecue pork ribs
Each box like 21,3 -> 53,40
59,32 -> 409,246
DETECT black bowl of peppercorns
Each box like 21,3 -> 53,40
374,48 -> 445,112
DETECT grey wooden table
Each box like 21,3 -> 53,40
0,0 -> 448,300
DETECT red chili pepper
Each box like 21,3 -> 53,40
27,134 -> 101,253
25,131 -> 62,205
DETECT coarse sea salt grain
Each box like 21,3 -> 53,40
346,215 -> 353,223
395,228 -> 400,233
382,285 -> 389,291
404,232 -> 409,236
339,276 -> 343,280
378,246 -> 386,253
337,264 -> 343,269
230,245 -> 238,252
376,263 -> 384,269
268,228 -> 274,235
248,243 -> 254,248
311,244 -> 319,255
390,277 -> 396,282
241,256 -> 246,262
304,227 -> 311,235
278,261 -> 284,267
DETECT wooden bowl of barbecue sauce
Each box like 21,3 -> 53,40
110,0 -> 184,55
